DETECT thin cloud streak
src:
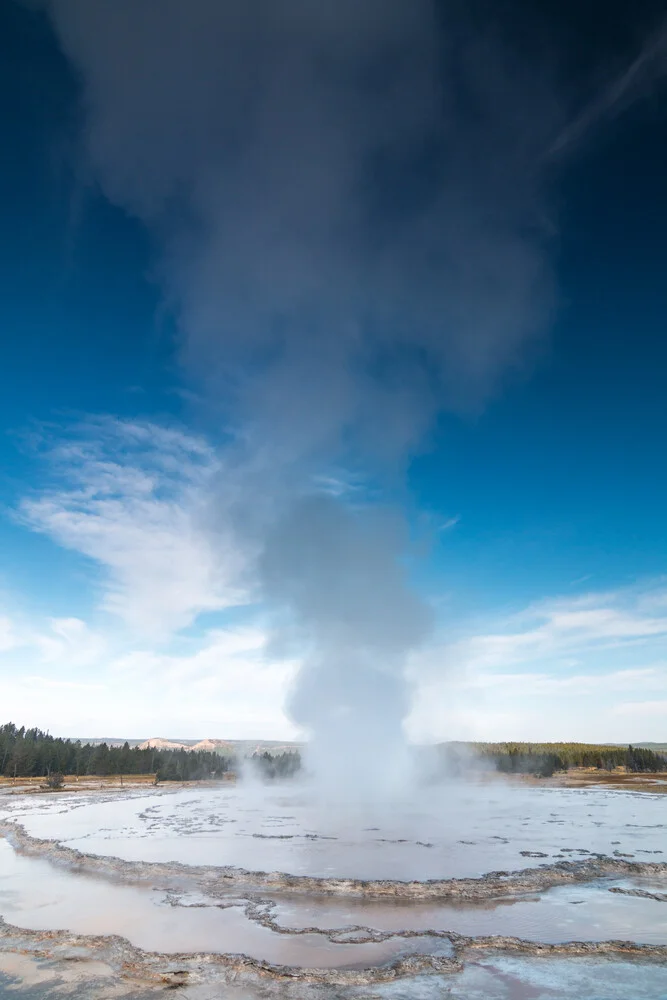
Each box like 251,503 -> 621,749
548,18 -> 667,157
442,585 -> 667,673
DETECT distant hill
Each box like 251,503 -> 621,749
78,737 -> 303,756
190,738 -> 236,754
75,737 -> 665,756
137,737 -> 196,751
228,739 -> 303,755
74,738 -> 147,748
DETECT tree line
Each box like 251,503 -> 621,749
0,723 -> 230,782
247,743 -> 667,781
251,743 -> 667,782
471,742 -> 667,777
3,723 -> 663,785
250,750 -> 302,780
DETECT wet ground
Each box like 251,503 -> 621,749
0,780 -> 665,997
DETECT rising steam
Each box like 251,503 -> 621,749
261,495 -> 432,795
44,0 -> 564,789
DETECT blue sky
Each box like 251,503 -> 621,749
0,0 -> 666,741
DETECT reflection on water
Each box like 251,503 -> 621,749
0,841 -> 445,968
1,832 -> 667,958
2,781 -> 665,879
267,874 -> 667,943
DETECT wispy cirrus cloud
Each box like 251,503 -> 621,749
408,581 -> 667,743
34,617 -> 108,668
549,18 -> 667,157
459,665 -> 667,697
18,417 -> 246,638
444,582 -> 667,674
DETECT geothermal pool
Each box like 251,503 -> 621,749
0,779 -> 665,998
5,780 -> 665,876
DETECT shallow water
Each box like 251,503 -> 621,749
3,781 -> 664,879
266,874 -> 667,943
0,840 -> 448,968
1,830 -> 666,957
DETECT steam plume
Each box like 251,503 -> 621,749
261,495 -> 431,794
44,0 -> 563,788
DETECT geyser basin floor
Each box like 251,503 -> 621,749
2,780 -> 665,879
1,780 -> 666,997
1,936 -> 667,1000
364,958 -> 667,1000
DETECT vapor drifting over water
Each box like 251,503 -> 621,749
43,0 -> 566,789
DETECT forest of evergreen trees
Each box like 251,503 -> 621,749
2,724 -> 664,785
252,743 -> 667,782
473,742 -> 667,777
0,723 -> 230,781
250,750 -> 302,780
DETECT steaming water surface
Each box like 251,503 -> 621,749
3,781 -> 665,878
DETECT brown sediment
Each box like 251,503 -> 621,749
543,770 -> 667,793
608,886 -> 667,902
2,818 -> 667,903
455,934 -> 667,962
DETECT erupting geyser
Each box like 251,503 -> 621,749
261,495 -> 432,796
41,0 -> 560,794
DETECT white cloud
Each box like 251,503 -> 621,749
34,618 -> 108,668
443,584 -> 667,674
458,665 -> 667,696
0,614 -> 298,740
18,417 -> 247,638
438,515 -> 460,533
0,616 -> 19,654
407,581 -> 667,743
0,578 -> 665,743
611,700 -> 667,719
105,627 -> 299,738
23,677 -> 107,692
408,669 -> 667,744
